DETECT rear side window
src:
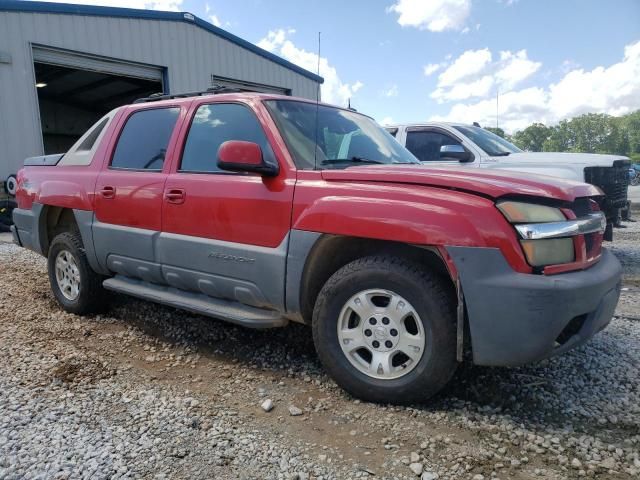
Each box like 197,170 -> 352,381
180,103 -> 275,173
77,117 -> 109,152
111,108 -> 180,170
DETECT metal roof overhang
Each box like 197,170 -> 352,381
0,0 -> 324,84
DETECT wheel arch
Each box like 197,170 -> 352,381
290,233 -> 457,324
36,206 -> 105,274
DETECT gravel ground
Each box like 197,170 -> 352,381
0,222 -> 639,480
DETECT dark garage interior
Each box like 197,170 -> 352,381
34,62 -> 162,154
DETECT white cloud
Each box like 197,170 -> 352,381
37,0 -> 185,11
380,116 -> 395,126
495,50 -> 542,89
431,47 -> 540,102
432,75 -> 494,101
387,0 -> 471,32
256,28 -> 295,52
548,40 -> 640,119
256,29 -> 363,106
560,59 -> 580,74
431,40 -> 640,133
204,3 -> 221,27
423,63 -> 442,76
431,87 -> 548,132
438,48 -> 492,86
383,84 -> 399,97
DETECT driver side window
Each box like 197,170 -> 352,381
405,130 -> 462,162
180,103 -> 276,173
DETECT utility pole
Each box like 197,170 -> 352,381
496,88 -> 499,130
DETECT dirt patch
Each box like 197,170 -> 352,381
50,357 -> 114,385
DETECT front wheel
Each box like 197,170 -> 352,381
47,231 -> 108,315
312,256 -> 457,404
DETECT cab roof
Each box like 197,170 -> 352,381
125,91 -> 370,118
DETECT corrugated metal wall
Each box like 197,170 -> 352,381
0,10 -> 319,180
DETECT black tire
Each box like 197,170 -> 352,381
312,256 -> 457,404
0,214 -> 12,226
47,231 -> 108,315
0,200 -> 15,226
4,174 -> 17,196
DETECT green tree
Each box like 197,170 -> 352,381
543,121 -> 572,152
538,113 -> 633,155
620,110 -> 640,157
485,127 -> 505,138
511,123 -> 551,151
568,113 -> 620,153
511,110 -> 639,157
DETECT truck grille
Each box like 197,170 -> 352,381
569,197 -> 603,260
584,160 -> 630,210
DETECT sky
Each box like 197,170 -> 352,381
30,0 -> 640,133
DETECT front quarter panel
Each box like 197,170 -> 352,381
292,173 -> 531,273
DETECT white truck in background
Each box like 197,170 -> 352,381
386,123 -> 631,240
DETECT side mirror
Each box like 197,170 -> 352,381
440,144 -> 472,162
217,140 -> 279,176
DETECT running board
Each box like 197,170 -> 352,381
103,275 -> 288,328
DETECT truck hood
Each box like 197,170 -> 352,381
489,152 -> 629,167
321,165 -> 602,202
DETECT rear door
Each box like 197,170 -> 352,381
159,101 -> 294,310
93,106 -> 182,281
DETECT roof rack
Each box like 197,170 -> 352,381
133,84 -> 252,103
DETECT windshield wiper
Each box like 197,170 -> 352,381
491,152 -> 511,157
321,156 -> 385,166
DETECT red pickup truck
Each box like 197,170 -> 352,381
11,91 -> 621,403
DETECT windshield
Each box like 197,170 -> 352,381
265,100 -> 419,169
453,125 -> 522,156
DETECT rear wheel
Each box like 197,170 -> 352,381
47,231 -> 108,315
312,256 -> 457,404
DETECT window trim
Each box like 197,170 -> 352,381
176,101 -> 276,176
405,126 -> 475,163
385,127 -> 399,138
108,105 -> 181,172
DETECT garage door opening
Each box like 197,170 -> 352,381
34,62 -> 163,154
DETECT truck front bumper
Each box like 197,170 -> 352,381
446,247 -> 622,366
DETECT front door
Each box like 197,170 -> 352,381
93,106 -> 181,282
159,102 -> 294,310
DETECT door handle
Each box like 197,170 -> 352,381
100,186 -> 116,199
165,188 -> 185,204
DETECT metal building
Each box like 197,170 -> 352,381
0,0 -> 323,184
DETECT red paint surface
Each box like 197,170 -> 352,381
15,93 -> 604,275
218,140 -> 264,166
